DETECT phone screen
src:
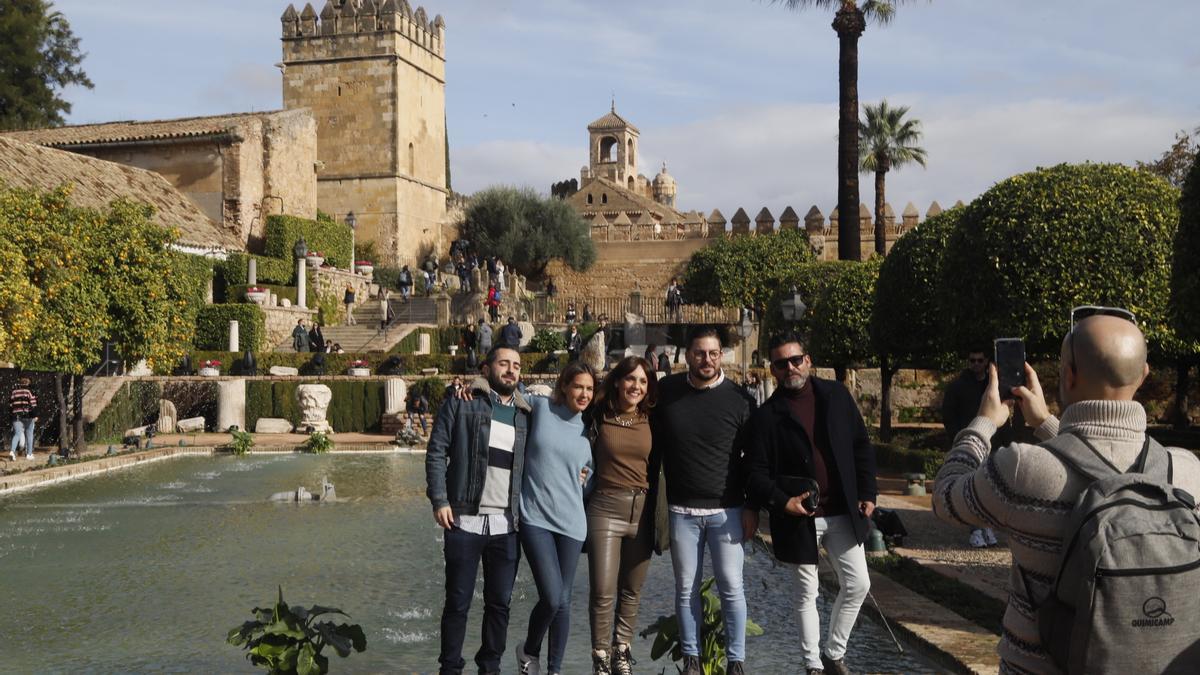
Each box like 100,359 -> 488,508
994,338 -> 1026,400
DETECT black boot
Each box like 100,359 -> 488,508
612,644 -> 636,675
592,650 -> 612,675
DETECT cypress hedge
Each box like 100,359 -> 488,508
263,213 -> 353,270
194,305 -> 266,352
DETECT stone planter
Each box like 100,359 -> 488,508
355,264 -> 374,276
348,367 -> 371,377
306,255 -> 324,268
244,290 -> 267,304
198,367 -> 220,377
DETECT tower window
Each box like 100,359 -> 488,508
627,138 -> 634,164
599,136 -> 617,163
408,142 -> 415,175
602,193 -> 608,204
587,193 -> 593,205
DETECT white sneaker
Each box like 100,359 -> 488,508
984,528 -> 999,547
516,641 -> 542,675
8,451 -> 14,461
968,529 -> 987,548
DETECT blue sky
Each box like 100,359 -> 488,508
53,0 -> 1200,218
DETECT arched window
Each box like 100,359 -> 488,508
601,193 -> 608,204
598,136 -> 617,163
627,138 -> 634,164
587,193 -> 593,205
408,142 -> 415,176
627,175 -> 635,190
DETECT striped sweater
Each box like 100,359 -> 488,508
933,401 -> 1200,674
9,387 -> 36,417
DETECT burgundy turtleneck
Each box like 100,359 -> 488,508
781,380 -> 845,517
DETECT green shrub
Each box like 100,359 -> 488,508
684,227 -> 815,310
228,429 -> 254,455
194,304 -> 265,352
529,328 -> 566,353
218,252 -> 295,288
314,288 -> 343,327
227,587 -> 366,674
263,213 -> 352,270
169,251 -> 215,309
942,163 -> 1182,360
304,431 -> 333,454
808,260 -> 880,370
227,284 -> 298,306
1171,151 -> 1200,343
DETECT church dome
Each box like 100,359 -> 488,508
652,163 -> 675,188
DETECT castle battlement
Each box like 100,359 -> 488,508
281,1 -> 445,59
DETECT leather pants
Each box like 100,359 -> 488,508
587,487 -> 654,651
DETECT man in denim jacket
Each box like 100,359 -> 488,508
426,346 -> 532,675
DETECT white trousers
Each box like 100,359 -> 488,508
795,515 -> 870,670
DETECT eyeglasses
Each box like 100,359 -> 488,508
1067,305 -> 1136,373
770,355 -> 808,371
967,357 -> 987,364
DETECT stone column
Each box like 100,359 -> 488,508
417,333 -> 432,355
247,258 -> 257,286
217,379 -> 246,432
228,320 -> 239,353
384,378 -> 407,415
296,258 -> 307,309
205,275 -> 214,304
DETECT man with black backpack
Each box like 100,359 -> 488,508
933,308 -> 1200,674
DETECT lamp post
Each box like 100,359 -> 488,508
737,307 -> 754,377
294,236 -> 308,310
345,211 -> 357,272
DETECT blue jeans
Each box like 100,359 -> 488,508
668,508 -> 747,663
520,523 -> 583,672
439,526 -> 520,675
11,417 -> 35,456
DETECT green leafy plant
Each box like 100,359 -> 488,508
304,431 -> 333,454
229,428 -> 255,455
263,213 -> 353,270
459,186 -> 596,276
528,328 -> 566,353
314,289 -> 343,327
640,577 -> 763,674
227,586 -> 366,675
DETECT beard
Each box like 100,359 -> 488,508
489,372 -> 517,396
780,373 -> 809,391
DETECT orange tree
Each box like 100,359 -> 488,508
0,184 -> 206,449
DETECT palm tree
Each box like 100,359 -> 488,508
859,100 -> 927,255
775,1 -> 914,260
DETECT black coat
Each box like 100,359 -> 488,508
745,377 -> 878,565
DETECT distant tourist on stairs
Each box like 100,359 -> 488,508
500,317 -> 522,350
308,322 -> 325,354
398,265 -> 414,302
343,283 -> 357,326
292,320 -> 309,352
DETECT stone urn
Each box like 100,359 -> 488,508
306,254 -> 324,268
355,261 -> 374,276
198,366 -> 220,377
244,287 -> 268,304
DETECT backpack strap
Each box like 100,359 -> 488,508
1041,432 -> 1171,484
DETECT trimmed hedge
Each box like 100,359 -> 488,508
170,252 -> 215,309
86,381 -> 162,442
228,284 -> 298,306
171,350 -> 563,376
245,379 -> 385,432
218,253 -> 295,289
263,213 -> 352,270
194,304 -> 266,352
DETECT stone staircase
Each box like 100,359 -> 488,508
544,239 -> 706,301
274,297 -> 437,353
82,376 -> 128,424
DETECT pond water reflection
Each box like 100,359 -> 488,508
0,454 -> 938,673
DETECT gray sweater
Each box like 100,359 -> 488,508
933,401 -> 1200,674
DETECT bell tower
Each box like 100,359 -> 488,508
586,102 -> 639,190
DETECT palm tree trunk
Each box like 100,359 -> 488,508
874,167 -> 887,256
833,4 -> 865,262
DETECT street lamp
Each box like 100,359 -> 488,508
345,211 -> 357,271
781,286 -> 807,324
293,236 -> 308,260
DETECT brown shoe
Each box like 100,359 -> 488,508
681,654 -> 703,675
612,644 -> 636,675
821,654 -> 853,675
727,661 -> 745,675
592,650 -> 611,675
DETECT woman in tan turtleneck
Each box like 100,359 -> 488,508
586,355 -> 659,675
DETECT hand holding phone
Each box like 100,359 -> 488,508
994,338 -> 1026,400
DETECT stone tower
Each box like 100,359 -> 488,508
281,0 -> 447,265
586,103 -> 639,191
652,163 -> 676,208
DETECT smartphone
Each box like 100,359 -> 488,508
994,338 -> 1026,400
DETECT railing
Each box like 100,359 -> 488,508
524,295 -> 738,325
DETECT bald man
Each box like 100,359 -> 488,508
933,314 -> 1200,674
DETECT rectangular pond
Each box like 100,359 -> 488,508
0,454 -> 939,673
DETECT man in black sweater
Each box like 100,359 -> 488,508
652,327 -> 756,675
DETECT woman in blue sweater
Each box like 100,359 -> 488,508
516,361 -> 597,675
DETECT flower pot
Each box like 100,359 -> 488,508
355,264 -> 374,276
245,290 -> 267,304
198,367 -> 220,377
306,255 -> 324,268
348,367 -> 370,377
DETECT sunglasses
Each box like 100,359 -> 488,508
770,355 -> 808,371
1067,305 -> 1136,373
